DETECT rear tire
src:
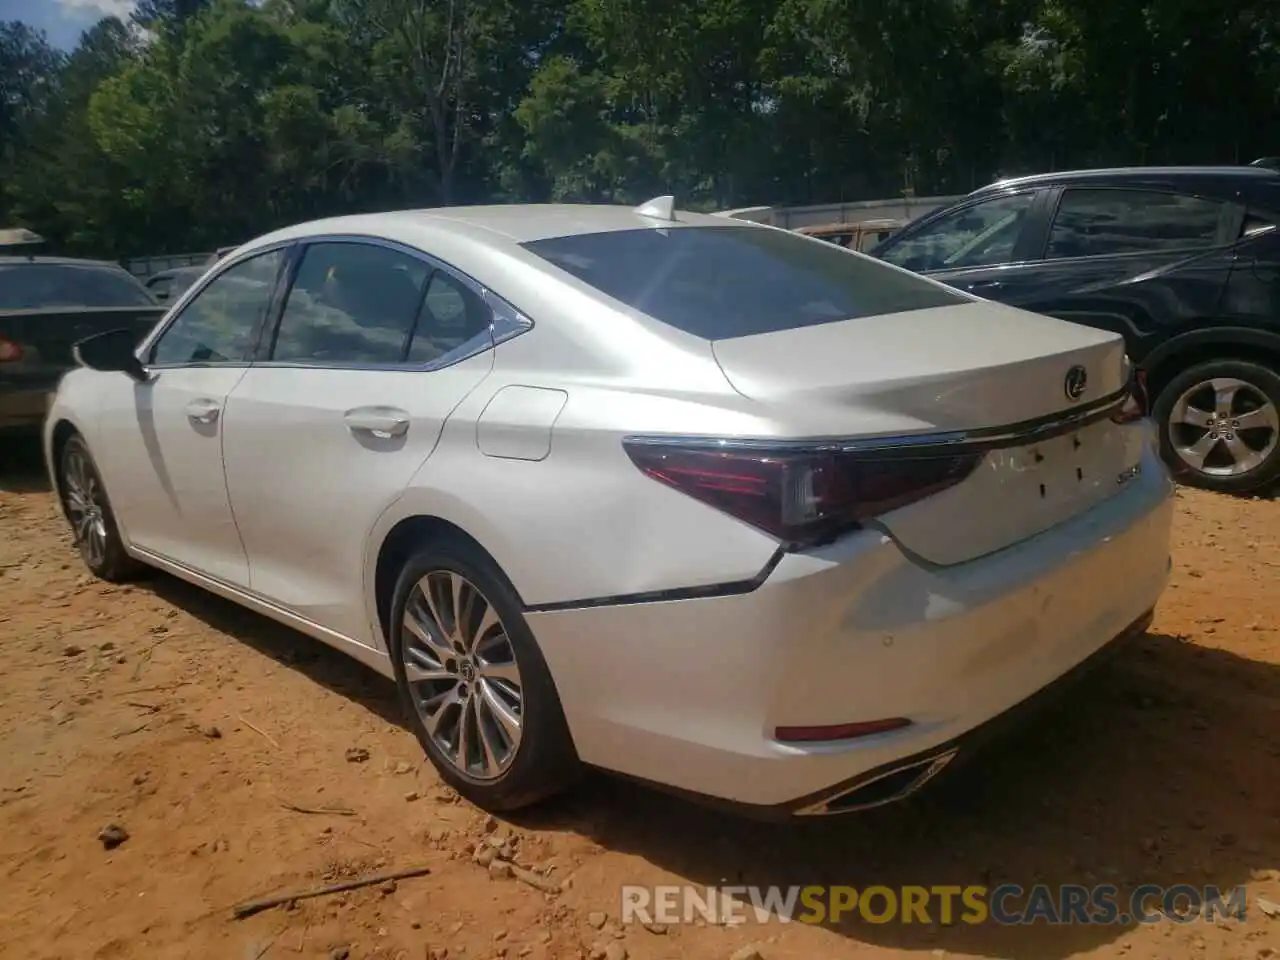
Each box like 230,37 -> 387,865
388,537 -> 580,812
1152,358 -> 1280,494
58,434 -> 147,582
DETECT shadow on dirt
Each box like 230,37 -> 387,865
143,574 -> 405,730
518,632 -> 1280,960
5,434 -> 1266,960
0,434 -> 51,493
126,563 -> 1280,960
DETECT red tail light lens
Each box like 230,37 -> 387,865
1112,367 -> 1149,424
623,440 -> 982,548
0,337 -> 23,362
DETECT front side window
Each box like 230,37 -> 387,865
1046,189 -> 1224,259
270,242 -> 431,365
150,249 -> 284,365
0,262 -> 156,310
523,225 -> 967,341
878,193 -> 1036,273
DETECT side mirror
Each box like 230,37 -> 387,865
73,328 -> 151,382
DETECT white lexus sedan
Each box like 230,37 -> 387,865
45,198 -> 1174,817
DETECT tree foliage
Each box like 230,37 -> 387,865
1,0 -> 1278,257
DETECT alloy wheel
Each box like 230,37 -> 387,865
400,571 -> 524,780
63,447 -> 109,569
1168,376 -> 1280,478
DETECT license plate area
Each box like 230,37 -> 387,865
1018,432 -> 1090,502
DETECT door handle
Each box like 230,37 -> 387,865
963,279 -> 1003,294
344,406 -> 410,439
185,398 -> 221,424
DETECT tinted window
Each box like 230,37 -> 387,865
0,262 -> 156,310
271,242 -> 430,364
523,226 -> 966,340
150,249 -> 284,365
878,193 -> 1036,272
1046,189 -> 1224,258
146,276 -> 173,301
405,272 -> 492,364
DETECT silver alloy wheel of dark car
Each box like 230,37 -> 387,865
1167,376 -> 1280,479
400,570 -> 524,781
62,443 -> 110,569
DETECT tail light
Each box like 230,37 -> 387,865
1112,367 -> 1149,424
623,440 -> 982,549
0,337 -> 23,362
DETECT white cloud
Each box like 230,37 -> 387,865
55,0 -> 137,17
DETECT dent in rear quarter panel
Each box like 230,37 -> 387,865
363,376 -> 784,628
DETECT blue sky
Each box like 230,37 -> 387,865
1,0 -> 137,49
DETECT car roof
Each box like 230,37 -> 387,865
974,165 -> 1280,195
149,266 -> 205,278
0,255 -> 123,268
249,203 -> 744,250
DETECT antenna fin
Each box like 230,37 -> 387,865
633,195 -> 676,221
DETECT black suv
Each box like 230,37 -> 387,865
870,165 -> 1280,494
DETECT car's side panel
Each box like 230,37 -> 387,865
90,366 -> 254,585
221,353 -> 496,648
940,245 -> 1236,361
359,342 -> 788,646
1217,228 -> 1280,340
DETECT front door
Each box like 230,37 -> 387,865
93,247 -> 288,586
220,239 -> 497,646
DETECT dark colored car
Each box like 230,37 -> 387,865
870,165 -> 1280,493
0,256 -> 166,432
144,265 -> 206,304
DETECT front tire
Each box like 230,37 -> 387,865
388,538 -> 580,812
58,434 -> 146,582
1152,358 -> 1280,494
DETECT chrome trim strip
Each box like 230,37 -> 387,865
623,386 -> 1128,458
524,549 -> 785,613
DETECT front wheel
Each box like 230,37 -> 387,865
59,434 -> 146,581
1152,358 -> 1280,494
388,538 -> 580,812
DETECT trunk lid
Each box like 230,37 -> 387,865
710,300 -> 1140,564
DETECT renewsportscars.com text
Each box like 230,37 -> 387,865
620,883 -> 1250,926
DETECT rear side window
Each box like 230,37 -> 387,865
405,272 -> 493,364
523,226 -> 966,340
1047,189 -> 1224,259
271,242 -> 431,364
0,262 -> 155,310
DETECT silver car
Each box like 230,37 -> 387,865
46,197 -> 1173,816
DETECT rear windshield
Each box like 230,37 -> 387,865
522,225 -> 966,340
0,262 -> 156,310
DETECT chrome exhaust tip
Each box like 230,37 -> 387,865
796,748 -> 959,816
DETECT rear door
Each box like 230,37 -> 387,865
220,238 -> 496,646
966,186 -> 1238,349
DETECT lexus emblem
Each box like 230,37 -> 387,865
1063,365 -> 1088,402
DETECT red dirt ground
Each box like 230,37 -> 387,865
1,439 -> 1277,960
